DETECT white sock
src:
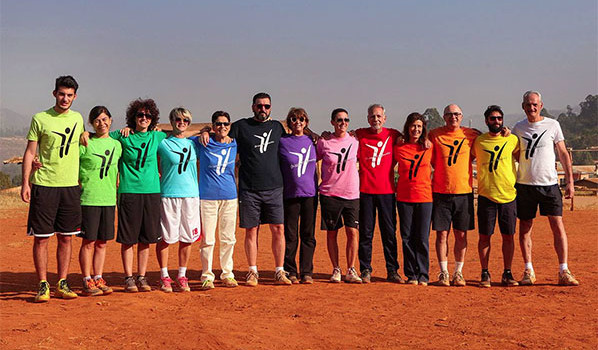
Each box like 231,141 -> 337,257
454,262 -> 464,273
160,267 -> 169,278
525,262 -> 534,271
83,276 -> 92,281
440,261 -> 448,273
275,266 -> 284,273
178,267 -> 187,278
249,266 -> 258,273
559,263 -> 568,273
93,275 -> 102,281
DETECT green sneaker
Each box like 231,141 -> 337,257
34,280 -> 50,303
222,277 -> 238,288
56,279 -> 78,299
201,279 -> 215,290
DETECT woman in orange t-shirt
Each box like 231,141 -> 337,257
394,113 -> 433,285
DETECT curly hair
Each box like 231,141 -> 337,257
125,98 -> 160,130
402,112 -> 427,148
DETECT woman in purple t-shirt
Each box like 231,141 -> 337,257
278,108 -> 318,284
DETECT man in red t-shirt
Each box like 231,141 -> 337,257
355,104 -> 403,283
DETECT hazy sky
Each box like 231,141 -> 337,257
1,0 -> 596,132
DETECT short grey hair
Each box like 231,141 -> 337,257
523,90 -> 542,102
367,104 -> 385,115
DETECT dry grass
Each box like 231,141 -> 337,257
0,187 -> 27,218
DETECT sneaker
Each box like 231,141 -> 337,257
288,275 -> 300,284
419,281 -> 428,286
345,267 -> 363,284
159,277 -> 173,292
520,269 -> 536,286
435,271 -> 450,286
245,271 -> 259,287
176,276 -> 191,292
501,271 -> 519,287
94,277 -> 113,295
82,278 -> 103,296
124,276 -> 138,293
222,277 -> 238,288
55,279 -> 78,299
136,276 -> 151,292
301,275 -> 314,284
387,271 -> 405,284
34,280 -> 50,303
200,279 -> 215,290
360,270 -> 371,284
479,271 -> 491,288
406,279 -> 418,285
274,270 -> 293,285
558,269 -> 579,286
452,271 -> 466,287
330,267 -> 342,283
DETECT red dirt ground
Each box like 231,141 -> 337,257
1,200 -> 597,349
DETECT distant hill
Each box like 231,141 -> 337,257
0,108 -> 29,136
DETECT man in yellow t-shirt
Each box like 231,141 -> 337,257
472,105 -> 519,288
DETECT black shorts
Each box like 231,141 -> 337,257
117,193 -> 161,245
238,188 -> 284,228
432,192 -> 475,232
515,184 -> 563,220
27,185 -> 82,237
79,206 -> 116,241
477,196 -> 517,236
320,195 -> 359,231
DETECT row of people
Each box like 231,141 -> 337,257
22,76 -> 578,302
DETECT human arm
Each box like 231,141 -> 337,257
555,141 -> 574,199
20,140 -> 38,203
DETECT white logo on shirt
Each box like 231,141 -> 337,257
253,130 -> 274,153
289,144 -> 312,178
209,148 -> 232,175
364,137 -> 390,168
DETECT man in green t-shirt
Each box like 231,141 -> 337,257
21,76 -> 84,302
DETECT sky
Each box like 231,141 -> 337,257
1,0 -> 597,132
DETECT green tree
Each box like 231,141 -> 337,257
557,94 -> 598,165
423,108 -> 444,130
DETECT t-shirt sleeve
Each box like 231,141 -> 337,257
553,121 -> 565,144
229,121 -> 239,139
511,135 -> 520,153
26,116 -> 41,141
316,140 -> 324,160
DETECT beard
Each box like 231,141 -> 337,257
254,112 -> 269,122
488,124 -> 503,134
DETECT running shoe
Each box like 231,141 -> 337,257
406,279 -> 418,285
274,270 -> 292,285
387,271 -> 405,284
558,269 -> 579,286
34,280 -> 50,303
176,276 -> 191,292
330,267 -> 342,283
360,269 -> 371,284
94,277 -> 113,295
245,271 -> 259,287
300,275 -> 314,284
82,278 -> 103,296
56,279 -> 78,299
419,281 -> 428,286
479,271 -> 491,288
501,271 -> 519,287
345,267 -> 363,284
520,269 -> 536,286
222,277 -> 238,288
136,276 -> 152,292
288,275 -> 300,284
124,276 -> 138,293
201,279 -> 215,290
452,271 -> 466,287
159,276 -> 173,292
435,271 -> 450,286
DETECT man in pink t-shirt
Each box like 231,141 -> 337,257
354,104 -> 402,284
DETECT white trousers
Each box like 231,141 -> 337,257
200,199 -> 237,281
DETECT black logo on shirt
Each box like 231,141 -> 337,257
402,149 -> 427,180
330,144 -> 353,174
522,130 -> 547,159
172,147 -> 192,174
93,147 -> 116,179
440,138 -> 465,166
51,123 -> 77,158
132,139 -> 151,170
483,142 -> 507,173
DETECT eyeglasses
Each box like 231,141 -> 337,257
290,117 -> 306,123
255,104 -> 271,110
214,121 -> 230,127
136,112 -> 152,119
174,117 -> 191,124
443,112 -> 462,117
488,116 -> 503,121
335,118 -> 350,123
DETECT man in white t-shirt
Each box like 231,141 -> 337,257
512,91 -> 579,286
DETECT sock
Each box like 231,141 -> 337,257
178,266 -> 187,278
439,261 -> 448,273
249,266 -> 258,273
160,267 -> 169,278
482,269 -> 489,274
525,262 -> 534,271
503,269 -> 511,274
454,262 -> 464,273
275,266 -> 284,273
83,276 -> 92,281
559,263 -> 568,273
93,275 -> 102,281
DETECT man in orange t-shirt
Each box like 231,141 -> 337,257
428,104 -> 480,287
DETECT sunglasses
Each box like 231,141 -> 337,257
174,117 -> 191,123
290,117 -> 306,123
136,112 -> 152,119
255,104 -> 271,110
214,121 -> 230,127
335,118 -> 350,123
488,116 -> 503,121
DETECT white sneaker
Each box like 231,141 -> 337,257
330,267 -> 342,283
345,267 -> 363,284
